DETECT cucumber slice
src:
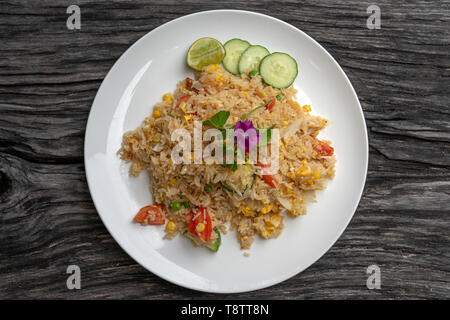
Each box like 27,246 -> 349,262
183,229 -> 221,252
238,45 -> 270,74
222,39 -> 250,74
259,52 -> 298,88
204,229 -> 221,251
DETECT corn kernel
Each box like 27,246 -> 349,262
163,93 -> 173,101
152,109 -> 162,118
166,221 -> 177,232
196,223 -> 205,233
302,105 -> 312,112
315,171 -> 321,179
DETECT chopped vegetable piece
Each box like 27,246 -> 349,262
204,185 -> 213,191
262,174 -> 278,188
242,100 -> 272,121
187,206 -> 213,242
265,99 -> 276,111
312,138 -> 334,156
221,182 -> 234,192
133,204 -> 165,225
276,94 -> 282,101
249,70 -> 258,77
171,202 -> 182,211
182,201 -> 190,208
257,162 -> 278,188
183,228 -> 221,252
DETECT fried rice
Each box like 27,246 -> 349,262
118,64 -> 336,249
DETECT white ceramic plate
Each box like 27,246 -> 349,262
85,10 -> 368,293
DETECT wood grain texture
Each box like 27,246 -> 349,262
0,0 -> 449,299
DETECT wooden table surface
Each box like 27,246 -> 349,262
1,0 -> 449,299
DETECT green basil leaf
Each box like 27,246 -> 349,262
203,110 -> 230,128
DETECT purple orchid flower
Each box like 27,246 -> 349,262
234,120 -> 260,151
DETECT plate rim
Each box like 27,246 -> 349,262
84,9 -> 369,293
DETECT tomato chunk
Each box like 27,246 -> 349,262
312,138 -> 334,156
134,204 -> 165,225
174,94 -> 191,109
257,161 -> 278,188
265,99 -> 275,111
262,174 -> 278,188
187,206 -> 213,242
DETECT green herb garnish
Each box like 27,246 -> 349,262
221,182 -> 234,192
249,70 -> 258,77
241,100 -> 273,121
203,110 -> 230,129
182,201 -> 190,208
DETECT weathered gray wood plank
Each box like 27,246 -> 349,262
0,0 -> 449,299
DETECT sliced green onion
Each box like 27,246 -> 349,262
204,185 -> 213,191
276,94 -> 282,101
242,99 -> 273,121
249,70 -> 258,77
182,201 -> 190,208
